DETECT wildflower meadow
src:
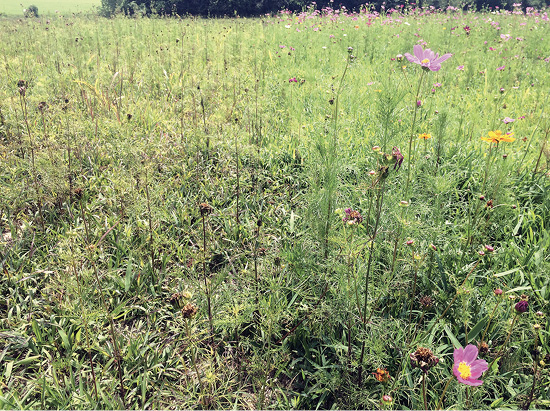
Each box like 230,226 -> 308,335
0,3 -> 549,409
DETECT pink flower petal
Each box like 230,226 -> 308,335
453,347 -> 465,363
413,44 -> 424,60
469,360 -> 489,378
433,53 -> 452,64
463,344 -> 479,364
404,53 -> 418,63
424,48 -> 436,61
460,377 -> 484,386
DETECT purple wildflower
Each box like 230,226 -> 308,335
392,147 -> 404,170
496,65 -> 506,71
404,45 -> 452,72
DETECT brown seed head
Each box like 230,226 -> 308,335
410,347 -> 439,373
419,295 -> 434,309
181,302 -> 198,319
478,341 -> 489,354
199,202 -> 212,216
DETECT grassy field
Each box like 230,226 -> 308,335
0,0 -> 100,16
0,5 -> 549,409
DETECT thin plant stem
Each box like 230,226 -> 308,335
436,375 -> 454,410
358,179 -> 386,385
480,298 -> 502,343
422,372 -> 428,410
19,91 -> 45,231
202,212 -> 213,337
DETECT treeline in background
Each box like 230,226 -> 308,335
99,0 -> 550,17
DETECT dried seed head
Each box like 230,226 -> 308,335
419,295 -> 434,309
73,187 -> 84,200
181,302 -> 198,319
199,202 -> 212,216
478,341 -> 489,354
410,347 -> 439,373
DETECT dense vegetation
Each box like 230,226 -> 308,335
1,4 -> 550,410
99,0 -> 550,17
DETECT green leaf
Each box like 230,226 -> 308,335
444,325 -> 461,348
467,316 -> 488,342
59,329 -> 71,351
506,286 -> 532,294
125,259 -> 133,293
4,361 -> 13,381
493,267 -> 521,278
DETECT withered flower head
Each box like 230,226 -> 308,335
181,302 -> 198,319
17,79 -> 27,88
373,368 -> 391,383
410,347 -> 439,373
199,202 -> 212,216
478,341 -> 489,354
38,101 -> 47,112
419,295 -> 434,309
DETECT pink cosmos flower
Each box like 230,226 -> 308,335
453,345 -> 488,386
404,45 -> 452,71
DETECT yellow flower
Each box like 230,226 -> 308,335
418,133 -> 432,140
481,130 -> 515,143
499,132 -> 515,142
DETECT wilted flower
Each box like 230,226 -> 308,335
392,146 -> 404,170
453,344 -> 488,386
419,295 -> 434,309
342,208 -> 363,225
181,302 -> 199,319
373,368 -> 391,383
478,341 -> 489,354
404,45 -> 452,71
199,202 -> 213,216
430,244 -> 437,251
410,347 -> 439,373
396,54 -> 403,61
